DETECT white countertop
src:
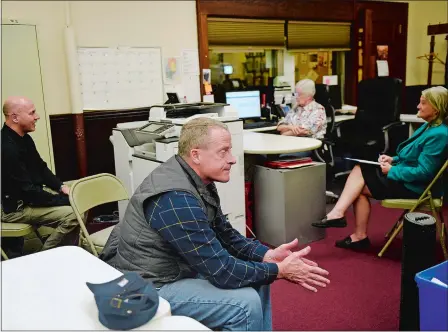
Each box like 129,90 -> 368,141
243,131 -> 322,154
1,246 -> 172,330
245,126 -> 278,132
400,114 -> 425,123
334,114 -> 355,122
244,114 -> 354,133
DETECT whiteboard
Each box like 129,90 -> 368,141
77,47 -> 164,110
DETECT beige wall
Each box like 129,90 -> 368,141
1,1 -> 198,115
395,0 -> 447,85
2,0 -> 446,116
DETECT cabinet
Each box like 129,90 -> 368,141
254,163 -> 326,247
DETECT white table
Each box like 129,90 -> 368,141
1,246 -> 172,330
244,115 -> 355,134
244,126 -> 278,133
243,131 -> 322,154
143,316 -> 210,330
400,113 -> 425,136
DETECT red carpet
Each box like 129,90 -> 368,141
271,202 -> 447,331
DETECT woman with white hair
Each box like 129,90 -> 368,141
312,86 -> 448,250
277,79 -> 327,140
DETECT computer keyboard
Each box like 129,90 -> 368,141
243,121 -> 277,130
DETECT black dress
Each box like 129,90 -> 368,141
360,164 -> 421,200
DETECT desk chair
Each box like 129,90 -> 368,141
314,104 -> 336,166
314,88 -> 339,200
378,160 -> 448,259
69,173 -> 129,257
337,77 -> 407,160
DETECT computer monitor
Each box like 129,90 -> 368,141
315,84 -> 342,110
328,85 -> 342,110
223,65 -> 233,75
225,90 -> 261,119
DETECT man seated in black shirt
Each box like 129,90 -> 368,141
1,96 -> 79,251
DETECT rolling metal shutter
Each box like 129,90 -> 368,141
287,21 -> 351,51
208,18 -> 285,49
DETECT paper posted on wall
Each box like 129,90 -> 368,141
377,60 -> 389,77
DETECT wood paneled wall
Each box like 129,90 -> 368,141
50,109 -> 150,181
196,0 -> 408,104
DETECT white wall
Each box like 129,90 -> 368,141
1,1 -> 199,115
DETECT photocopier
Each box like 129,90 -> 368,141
111,102 -> 247,236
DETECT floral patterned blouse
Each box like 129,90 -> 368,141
278,100 -> 327,139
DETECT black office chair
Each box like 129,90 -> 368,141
314,85 -> 339,201
314,103 -> 336,167
336,77 -> 408,161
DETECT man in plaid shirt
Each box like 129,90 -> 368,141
102,118 -> 330,331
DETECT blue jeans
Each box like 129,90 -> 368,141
158,277 -> 272,331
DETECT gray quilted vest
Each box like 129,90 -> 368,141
100,156 -> 212,288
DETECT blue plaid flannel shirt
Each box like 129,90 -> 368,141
143,188 -> 278,289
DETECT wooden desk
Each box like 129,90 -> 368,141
243,131 -> 322,154
1,246 -> 172,330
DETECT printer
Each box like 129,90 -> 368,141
111,102 -> 247,236
273,76 -> 294,106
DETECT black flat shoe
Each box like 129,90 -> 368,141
312,216 -> 347,228
335,236 -> 371,250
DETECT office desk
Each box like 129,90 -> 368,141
243,131 -> 322,154
1,246 -> 172,330
400,114 -> 425,136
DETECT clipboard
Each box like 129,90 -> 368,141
344,157 -> 380,166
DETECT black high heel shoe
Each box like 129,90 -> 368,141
311,216 -> 347,228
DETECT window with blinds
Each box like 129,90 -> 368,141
287,21 -> 351,51
207,18 -> 285,49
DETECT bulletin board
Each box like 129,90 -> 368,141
77,47 -> 164,110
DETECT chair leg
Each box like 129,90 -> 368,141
246,225 -> 256,239
32,227 -> 46,246
385,211 -> 407,238
379,222 -> 404,257
78,218 -> 99,257
1,248 -> 9,260
431,208 -> 448,260
441,212 -> 448,260
385,220 -> 401,239
440,211 -> 447,243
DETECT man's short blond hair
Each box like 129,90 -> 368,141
178,117 -> 228,157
